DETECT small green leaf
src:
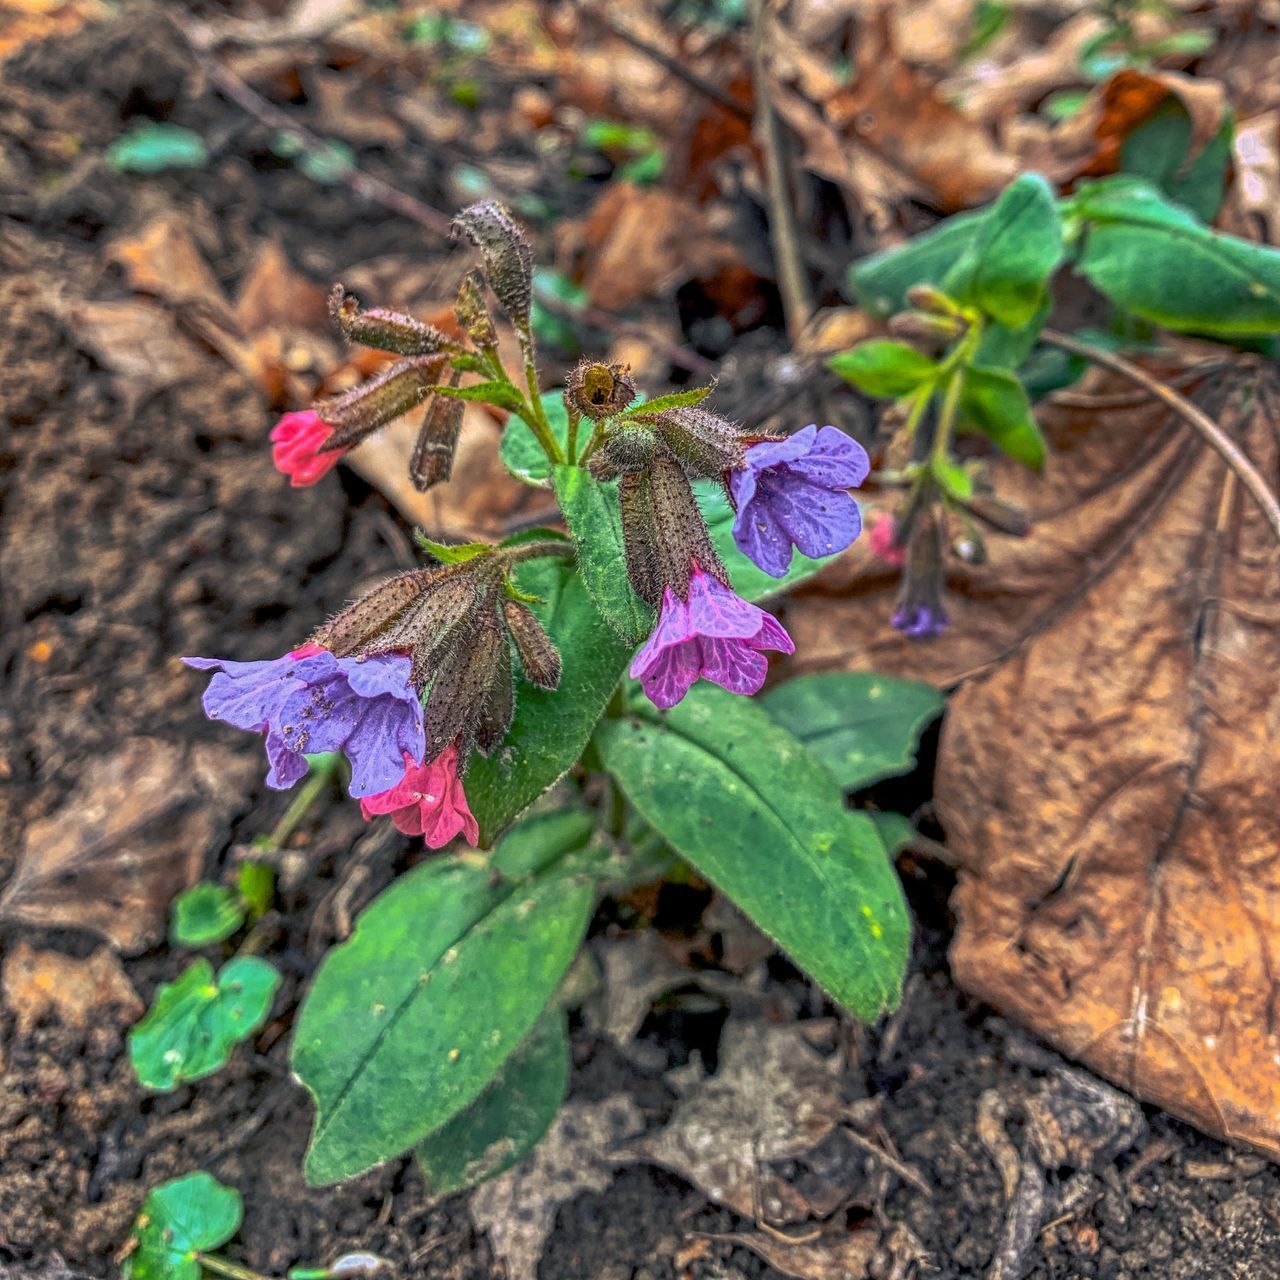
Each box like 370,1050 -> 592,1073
413,535 -> 494,564
170,883 -> 244,948
695,480 -> 831,602
619,384 -> 714,417
596,685 -> 910,1021
932,456 -> 974,501
123,1171 -> 242,1280
974,295 -> 1052,370
827,341 -> 939,398
107,123 -> 209,174
1068,177 -> 1280,337
237,861 -> 274,920
292,812 -> 604,1185
553,466 -> 654,643
129,958 -> 279,1092
959,364 -> 1047,469
869,811 -> 916,857
944,173 -> 1064,328
465,557 -> 634,845
1120,99 -> 1232,225
415,1005 -> 569,1195
761,672 -> 945,790
848,208 -> 991,316
500,390 -> 572,484
434,380 -> 526,410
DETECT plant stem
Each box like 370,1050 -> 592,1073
520,340 -> 564,465
501,538 -> 576,566
1041,328 -> 1280,546
259,753 -> 340,854
566,404 -> 582,465
197,1253 -> 274,1280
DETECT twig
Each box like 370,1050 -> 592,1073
581,6 -> 753,121
750,0 -> 811,345
840,1125 -> 933,1197
1041,328 -> 1280,546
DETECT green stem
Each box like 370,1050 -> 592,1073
197,1253 -> 273,1280
260,753 -> 340,853
566,404 -> 582,465
520,340 -> 564,465
500,538 -> 576,566
576,422 -> 605,468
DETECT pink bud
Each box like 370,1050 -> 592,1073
868,512 -> 906,568
270,411 -> 345,487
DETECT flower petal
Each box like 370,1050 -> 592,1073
781,426 -> 870,489
637,639 -> 702,709
697,636 -> 768,696
685,570 -> 772,638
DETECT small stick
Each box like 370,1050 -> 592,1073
841,1125 -> 933,1197
1040,328 -> 1280,547
750,0 -> 811,345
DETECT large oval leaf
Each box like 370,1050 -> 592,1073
292,810 -> 602,1185
761,672 -> 945,790
465,558 -> 634,845
595,685 -> 910,1021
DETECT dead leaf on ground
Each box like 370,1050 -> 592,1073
0,737 -> 258,953
585,930 -> 694,1049
715,1222 -> 878,1280
626,1019 -> 843,1220
1,941 -> 142,1036
469,1094 -> 645,1280
0,0 -> 108,61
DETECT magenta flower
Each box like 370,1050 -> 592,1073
729,424 -> 869,578
360,745 -> 479,848
184,644 -> 425,797
868,512 -> 906,568
270,411 -> 346,487
630,566 -> 794,710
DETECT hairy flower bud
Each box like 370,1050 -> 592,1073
967,493 -> 1033,538
329,284 -> 452,356
892,508 -> 949,639
410,382 -> 466,493
316,355 -> 447,451
647,405 -> 745,478
423,606 -> 512,757
888,311 -> 965,343
589,422 -> 658,480
502,598 -> 561,689
619,449 -> 725,605
455,270 -> 498,352
453,201 -> 533,338
566,359 -> 637,421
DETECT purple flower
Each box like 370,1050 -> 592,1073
891,509 -> 948,640
729,424 -> 869,578
184,644 -> 426,798
630,566 -> 794,710
891,602 -> 949,639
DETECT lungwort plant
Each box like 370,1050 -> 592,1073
170,201 -> 936,1191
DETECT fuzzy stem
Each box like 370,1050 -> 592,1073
500,538 -> 576,567
520,340 -> 564,465
566,403 -> 583,465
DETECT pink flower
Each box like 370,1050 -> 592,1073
270,411 -> 344,487
360,745 -> 479,848
868,512 -> 906,568
630,566 -> 794,710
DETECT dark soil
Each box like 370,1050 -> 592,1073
2,9 -> 1279,1280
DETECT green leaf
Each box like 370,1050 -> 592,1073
500,390 -> 571,484
413,535 -> 494,564
619,384 -> 714,417
415,1005 -> 569,1195
123,1172 -> 242,1280
434,380 -> 526,411
1120,99 -> 1232,225
932,456 -> 974,501
292,811 -> 603,1185
869,811 -> 916,857
944,173 -> 1064,328
761,672 -> 945,790
827,341 -> 939,398
848,208 -> 990,316
107,123 -> 209,174
694,480 -> 831,602
237,861 -> 274,920
1068,178 -> 1280,337
958,363 -> 1047,469
553,466 -> 653,643
974,295 -> 1052,370
595,685 -> 910,1021
465,558 -> 634,845
170,883 -> 244,947
129,958 -> 279,1092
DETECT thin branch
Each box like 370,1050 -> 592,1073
1041,328 -> 1280,547
750,0 -> 811,345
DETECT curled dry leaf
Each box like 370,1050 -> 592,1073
0,737 -> 257,954
787,364 -> 1280,1155
469,1094 -> 645,1280
585,930 -> 693,1049
721,1224 -> 877,1280
1,941 -> 142,1036
626,1019 -> 843,1220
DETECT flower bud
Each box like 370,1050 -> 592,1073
453,201 -> 534,339
423,606 -> 512,758
905,285 -> 960,316
892,508 -> 949,639
455,270 -> 498,352
410,387 -> 466,493
317,355 -> 447,451
647,405 -> 745,479
888,311 -> 965,343
566,359 -> 636,421
502,598 -> 561,689
329,284 -> 451,356
967,493 -> 1033,538
589,422 -> 657,480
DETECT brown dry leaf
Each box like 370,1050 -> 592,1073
1,941 -> 142,1036
627,1019 -> 843,1220
0,737 -> 257,954
585,930 -> 693,1049
1229,111 -> 1280,243
722,1224 -> 878,1280
0,0 -> 107,60
469,1094 -> 645,1280
570,183 -> 741,311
